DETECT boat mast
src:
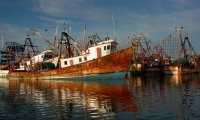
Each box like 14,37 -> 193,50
112,13 -> 116,41
83,25 -> 88,48
54,26 -> 58,47
176,27 -> 187,66
21,35 -> 38,60
130,35 -> 139,63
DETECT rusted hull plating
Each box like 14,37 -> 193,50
8,47 -> 133,79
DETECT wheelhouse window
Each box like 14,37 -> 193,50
84,57 -> 87,61
104,46 -> 106,50
44,54 -> 52,58
64,61 -> 67,65
79,58 -> 82,62
107,45 -> 110,50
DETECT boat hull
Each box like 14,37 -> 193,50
164,65 -> 199,75
8,47 -> 133,79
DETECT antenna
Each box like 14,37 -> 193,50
68,20 -> 72,35
83,25 -> 87,47
64,22 -> 67,33
112,12 -> 116,41
69,26 -> 71,35
184,25 -> 188,37
54,26 -> 59,47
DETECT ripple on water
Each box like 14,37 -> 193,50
1,76 -> 200,119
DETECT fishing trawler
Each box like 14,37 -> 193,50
161,27 -> 200,75
0,41 -> 25,77
128,27 -> 200,76
128,33 -> 163,76
8,28 -> 134,79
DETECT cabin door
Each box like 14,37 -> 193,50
70,60 -> 74,66
96,48 -> 102,58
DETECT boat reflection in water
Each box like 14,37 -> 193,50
1,74 -> 200,120
126,75 -> 200,120
0,78 -> 137,120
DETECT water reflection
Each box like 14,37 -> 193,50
1,75 -> 200,120
0,78 -> 136,120
126,75 -> 200,120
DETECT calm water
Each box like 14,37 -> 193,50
0,75 -> 200,120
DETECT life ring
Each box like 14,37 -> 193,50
84,48 -> 90,54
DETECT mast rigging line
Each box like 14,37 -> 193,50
30,28 -> 59,52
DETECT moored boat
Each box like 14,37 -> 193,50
8,47 -> 133,79
8,29 -> 134,79
0,41 -> 25,77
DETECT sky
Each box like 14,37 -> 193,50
0,0 -> 200,51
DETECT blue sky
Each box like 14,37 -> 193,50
0,0 -> 200,51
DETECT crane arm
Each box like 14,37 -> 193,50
30,28 -> 59,53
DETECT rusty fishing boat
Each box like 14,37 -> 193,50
8,28 -> 133,79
